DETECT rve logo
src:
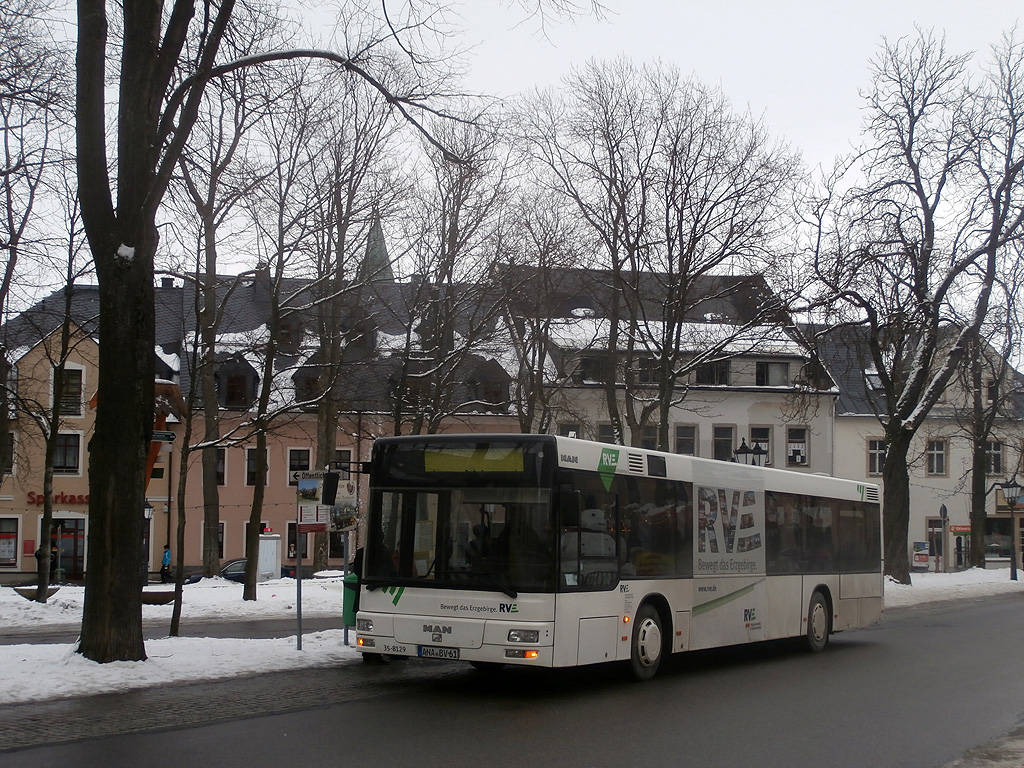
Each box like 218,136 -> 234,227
744,608 -> 756,622
499,603 -> 519,613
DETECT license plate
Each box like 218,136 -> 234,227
419,645 -> 460,660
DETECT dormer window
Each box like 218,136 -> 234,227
578,355 -> 609,384
636,357 -> 658,385
696,359 -> 730,386
215,356 -> 258,410
294,369 -> 322,404
277,318 -> 303,353
224,375 -> 249,408
755,361 -> 789,387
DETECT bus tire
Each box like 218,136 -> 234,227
805,591 -> 830,652
470,661 -> 505,673
629,604 -> 664,681
361,652 -> 388,665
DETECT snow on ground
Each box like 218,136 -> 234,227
2,569 -> 1022,705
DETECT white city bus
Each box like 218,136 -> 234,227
354,434 -> 882,680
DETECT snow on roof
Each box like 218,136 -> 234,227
156,347 -> 179,374
545,318 -> 806,356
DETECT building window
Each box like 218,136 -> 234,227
578,356 -> 608,384
287,521 -> 310,559
755,362 -> 789,387
986,379 -> 998,403
597,424 -> 617,444
986,441 -> 1004,476
224,375 -> 250,409
288,448 -> 311,485
246,448 -> 268,487
696,360 -> 730,386
58,367 -> 84,416
558,423 -> 581,439
216,448 -> 226,486
0,518 -> 17,567
636,357 -> 658,385
787,427 -> 808,467
639,426 -> 658,450
294,371 -> 322,404
712,425 -> 734,462
1,431 -> 13,475
750,426 -> 772,465
926,439 -> 947,476
868,439 -> 886,476
675,425 -> 697,456
54,433 -> 81,474
334,448 -> 352,480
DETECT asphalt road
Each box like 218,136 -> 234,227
0,615 -> 345,645
2,596 -> 1023,768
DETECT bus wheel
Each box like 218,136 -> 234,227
361,652 -> 388,665
805,591 -> 830,652
470,661 -> 505,673
629,604 -> 664,681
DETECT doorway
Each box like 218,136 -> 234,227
52,518 -> 85,581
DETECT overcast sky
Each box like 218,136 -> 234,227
453,0 -> 1022,171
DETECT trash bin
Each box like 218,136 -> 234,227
343,572 -> 359,627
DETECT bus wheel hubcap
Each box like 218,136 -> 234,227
811,602 -> 827,642
637,618 -> 662,666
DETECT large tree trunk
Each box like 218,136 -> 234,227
881,430 -> 914,585
79,240 -> 155,662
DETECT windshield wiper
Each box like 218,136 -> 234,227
461,569 -> 518,599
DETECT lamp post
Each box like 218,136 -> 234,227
734,438 -> 752,465
142,502 -> 154,586
751,440 -> 768,468
1000,479 -> 1022,582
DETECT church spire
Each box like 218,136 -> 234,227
357,209 -> 394,282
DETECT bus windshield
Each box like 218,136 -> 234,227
365,485 -> 556,594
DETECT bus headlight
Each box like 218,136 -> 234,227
357,618 -> 374,632
507,629 -> 539,643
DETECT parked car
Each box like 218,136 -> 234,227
185,559 -> 296,584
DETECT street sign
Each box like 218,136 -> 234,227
289,470 -> 327,482
151,430 -> 176,442
297,503 -> 329,533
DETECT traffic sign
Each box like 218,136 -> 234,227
151,430 -> 176,442
289,470 -> 327,482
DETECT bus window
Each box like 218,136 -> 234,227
560,479 -> 619,590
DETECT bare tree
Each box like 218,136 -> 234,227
74,0 -> 598,662
0,0 -> 71,486
387,117 -> 512,435
170,3 -> 285,580
956,257 -> 1024,568
807,31 -> 1024,584
520,59 -> 799,447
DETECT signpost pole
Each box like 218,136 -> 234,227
343,530 -> 350,647
295,538 -> 303,650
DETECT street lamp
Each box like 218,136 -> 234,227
750,440 -> 768,468
734,438 -> 752,465
142,502 -> 154,586
999,479 -> 1023,582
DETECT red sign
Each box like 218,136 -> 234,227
297,522 -> 327,533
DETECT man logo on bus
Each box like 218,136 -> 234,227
598,448 -> 620,491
